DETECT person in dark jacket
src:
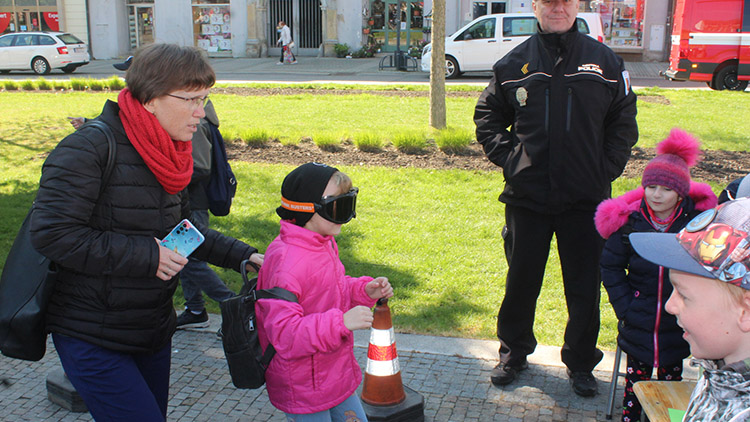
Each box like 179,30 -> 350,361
68,56 -> 234,330
595,128 -> 717,421
176,99 -> 238,329
718,173 -> 750,204
30,43 -> 263,422
474,0 -> 638,396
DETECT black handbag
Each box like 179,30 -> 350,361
220,260 -> 297,389
0,120 -> 116,361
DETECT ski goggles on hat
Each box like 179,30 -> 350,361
281,188 -> 358,224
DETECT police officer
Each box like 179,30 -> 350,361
474,0 -> 638,397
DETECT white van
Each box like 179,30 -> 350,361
420,13 -> 604,78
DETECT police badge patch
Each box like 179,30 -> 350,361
622,70 -> 631,96
516,87 -> 527,107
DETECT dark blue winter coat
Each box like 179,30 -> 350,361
595,184 -> 717,366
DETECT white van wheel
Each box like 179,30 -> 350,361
445,57 -> 460,79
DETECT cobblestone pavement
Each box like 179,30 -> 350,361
0,326 -> 647,422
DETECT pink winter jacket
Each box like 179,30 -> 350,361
256,220 -> 377,414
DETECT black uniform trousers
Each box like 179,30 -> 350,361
498,204 -> 604,372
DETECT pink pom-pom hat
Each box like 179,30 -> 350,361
641,128 -> 702,198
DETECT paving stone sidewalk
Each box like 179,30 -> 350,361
0,322 -> 683,422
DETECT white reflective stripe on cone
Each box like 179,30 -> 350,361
366,357 -> 401,376
368,327 -> 395,347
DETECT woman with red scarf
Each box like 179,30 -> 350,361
29,44 -> 263,421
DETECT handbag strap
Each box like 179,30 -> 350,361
238,260 -> 298,369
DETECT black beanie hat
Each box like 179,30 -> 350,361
277,162 -> 338,227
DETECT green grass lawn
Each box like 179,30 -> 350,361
1,86 -> 748,352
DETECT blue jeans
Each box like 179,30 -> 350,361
180,209 -> 235,312
52,333 -> 171,422
284,394 -> 368,422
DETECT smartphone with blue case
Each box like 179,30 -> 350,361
160,219 -> 205,257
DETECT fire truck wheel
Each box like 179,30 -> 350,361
714,65 -> 748,91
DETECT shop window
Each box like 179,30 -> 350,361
473,1 -> 506,20
0,0 -> 59,34
369,1 -> 423,53
579,0 -> 643,48
128,4 -> 154,49
193,4 -> 231,55
410,2 -> 422,30
371,0 -> 385,30
0,12 -> 11,34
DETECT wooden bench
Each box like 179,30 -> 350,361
633,380 -> 696,422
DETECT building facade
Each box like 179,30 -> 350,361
0,0 -> 672,61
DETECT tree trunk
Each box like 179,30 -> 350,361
429,0 -> 446,130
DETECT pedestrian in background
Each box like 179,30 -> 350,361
175,98 -> 238,330
31,43 -> 263,421
276,20 -> 297,65
474,0 -> 638,397
596,128 -> 717,421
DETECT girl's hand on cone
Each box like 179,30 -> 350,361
366,277 -> 393,300
343,306 -> 374,331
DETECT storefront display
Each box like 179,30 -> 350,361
128,3 -> 154,49
579,0 -> 643,48
192,3 -> 231,55
0,0 -> 58,34
368,0 -> 423,52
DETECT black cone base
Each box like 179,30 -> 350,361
46,368 -> 87,413
361,385 -> 424,422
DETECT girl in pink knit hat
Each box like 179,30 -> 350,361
594,128 -> 718,422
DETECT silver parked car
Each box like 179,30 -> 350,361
0,31 -> 90,75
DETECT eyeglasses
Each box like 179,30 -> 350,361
166,93 -> 209,109
280,188 -> 358,225
316,188 -> 358,224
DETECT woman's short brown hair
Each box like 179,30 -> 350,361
126,43 -> 216,104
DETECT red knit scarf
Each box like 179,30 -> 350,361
118,88 -> 193,194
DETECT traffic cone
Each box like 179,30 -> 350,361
360,298 -> 424,421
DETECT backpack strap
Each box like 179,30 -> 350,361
239,259 -> 298,369
80,120 -> 117,194
254,287 -> 298,303
621,214 -> 635,247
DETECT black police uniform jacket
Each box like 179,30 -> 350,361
30,100 -> 256,354
474,24 -> 638,214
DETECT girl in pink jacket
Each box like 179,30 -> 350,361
257,162 -> 393,421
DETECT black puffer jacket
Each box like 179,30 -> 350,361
474,25 -> 638,214
596,184 -> 717,366
30,100 -> 256,353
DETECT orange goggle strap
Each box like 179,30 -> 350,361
280,197 -> 316,214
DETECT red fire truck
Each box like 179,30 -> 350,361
663,0 -> 749,90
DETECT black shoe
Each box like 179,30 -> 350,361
216,327 -> 223,340
490,359 -> 528,386
567,370 -> 598,397
175,309 -> 209,329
